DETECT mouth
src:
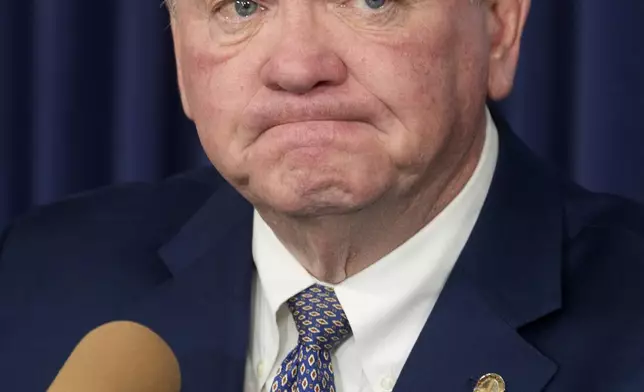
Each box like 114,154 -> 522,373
256,114 -> 372,137
243,95 -> 377,139
256,120 -> 370,151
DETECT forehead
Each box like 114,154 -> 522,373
171,0 -> 469,10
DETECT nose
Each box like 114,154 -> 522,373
259,10 -> 348,94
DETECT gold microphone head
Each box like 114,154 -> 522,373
48,321 -> 181,392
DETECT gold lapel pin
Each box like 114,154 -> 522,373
474,373 -> 506,392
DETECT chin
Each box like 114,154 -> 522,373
240,151 -> 395,216
253,177 -> 382,217
285,195 -> 366,217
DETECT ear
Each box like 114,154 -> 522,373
171,21 -> 193,120
485,0 -> 531,100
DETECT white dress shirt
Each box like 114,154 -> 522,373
244,109 -> 499,392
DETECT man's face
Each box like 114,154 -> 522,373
171,0 -> 519,215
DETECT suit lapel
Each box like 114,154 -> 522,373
393,271 -> 557,392
119,184 -> 255,392
395,115 -> 563,391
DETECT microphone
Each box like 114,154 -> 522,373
47,321 -> 181,392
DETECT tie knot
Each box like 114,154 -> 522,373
287,284 -> 352,351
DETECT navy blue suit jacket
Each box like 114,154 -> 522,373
1,119 -> 644,391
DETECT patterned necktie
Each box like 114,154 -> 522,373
271,284 -> 353,392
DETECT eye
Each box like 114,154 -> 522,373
233,0 -> 259,17
334,0 -> 401,27
363,0 -> 386,9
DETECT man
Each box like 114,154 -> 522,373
0,0 -> 642,390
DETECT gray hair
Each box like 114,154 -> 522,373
163,0 -> 176,17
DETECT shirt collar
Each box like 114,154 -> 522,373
252,213 -> 317,315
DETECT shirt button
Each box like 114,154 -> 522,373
257,361 -> 266,378
380,377 -> 396,392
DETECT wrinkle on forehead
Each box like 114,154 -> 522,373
166,0 -> 485,10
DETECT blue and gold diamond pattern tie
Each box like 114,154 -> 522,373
271,284 -> 352,392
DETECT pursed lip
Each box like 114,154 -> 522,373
240,122 -> 368,160
242,97 -> 377,138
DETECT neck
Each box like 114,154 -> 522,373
258,121 -> 487,284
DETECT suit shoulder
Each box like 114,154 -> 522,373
13,166 -> 222,227
564,183 -> 644,244
0,167 -> 227,271
562,184 -> 644,287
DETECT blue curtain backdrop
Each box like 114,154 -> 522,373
1,1 -> 643,227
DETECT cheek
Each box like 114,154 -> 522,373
344,14 -> 487,166
183,47 -> 249,122
349,30 -> 458,158
180,44 -> 262,170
